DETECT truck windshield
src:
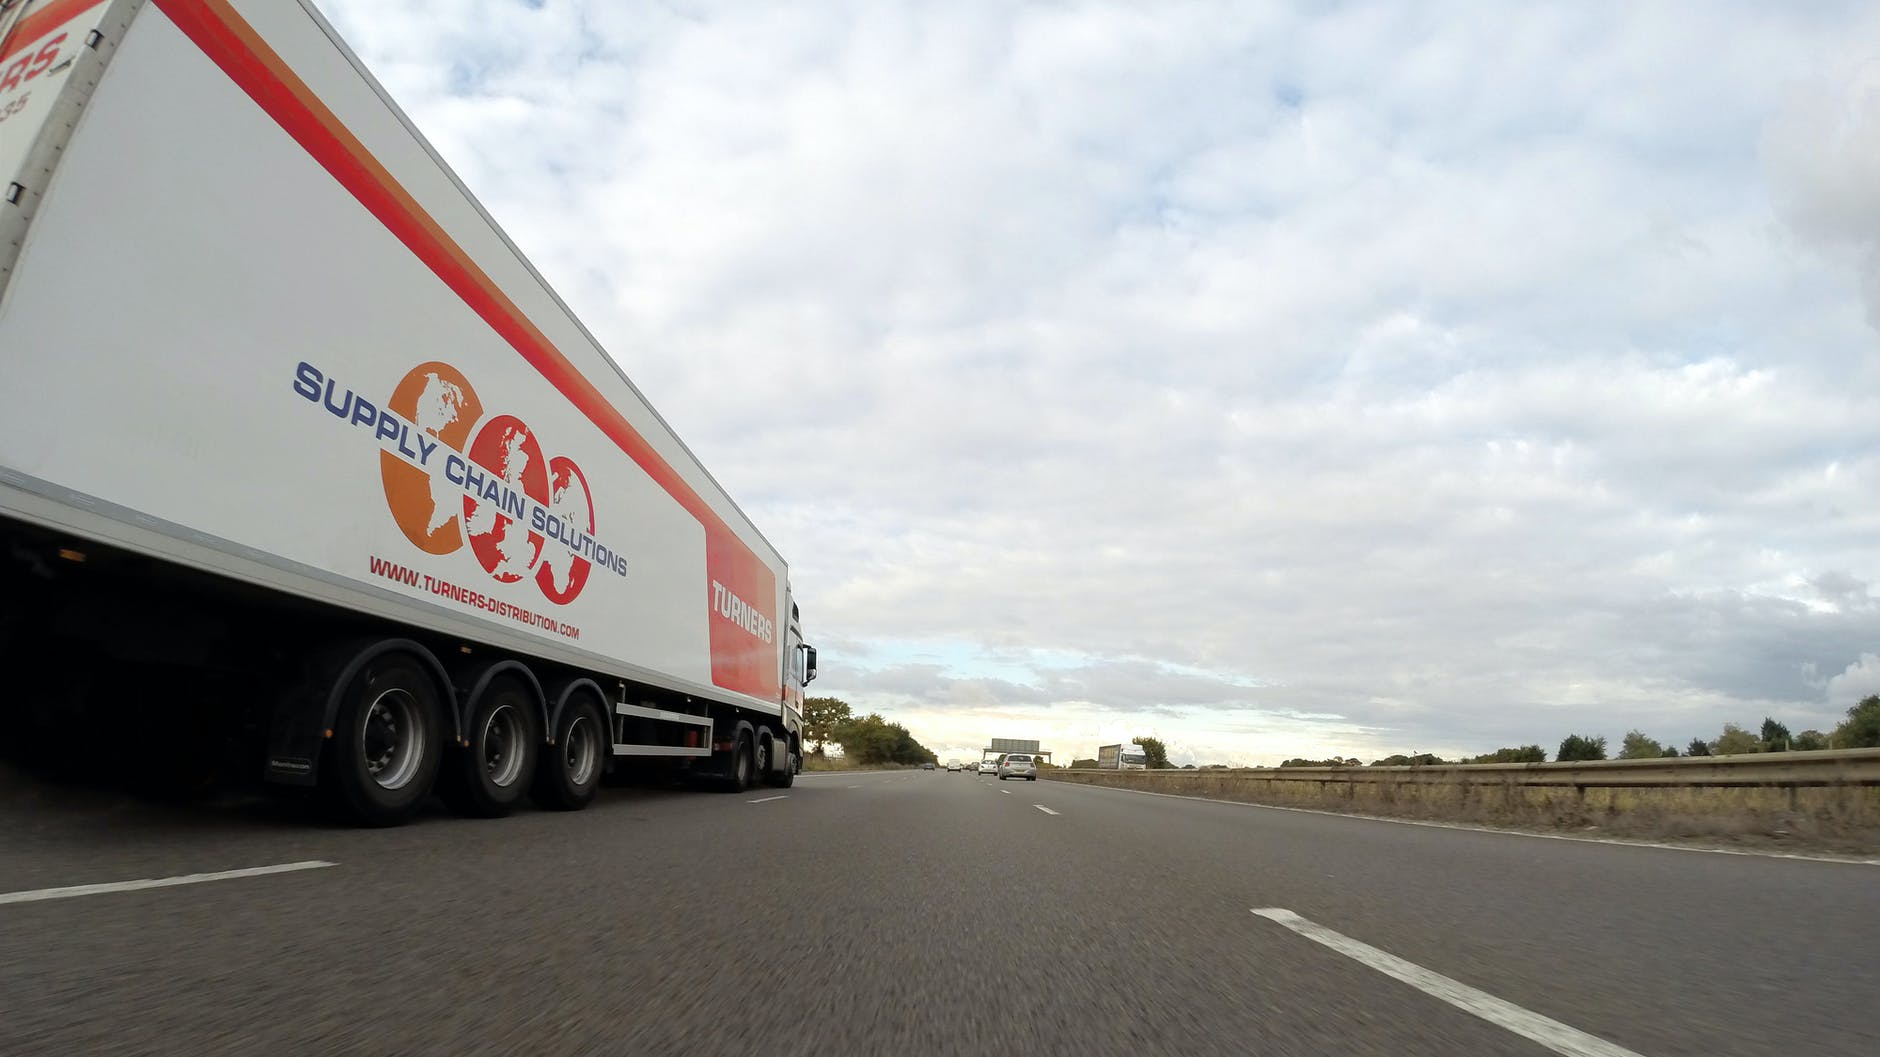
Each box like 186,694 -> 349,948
1122,754 -> 1147,764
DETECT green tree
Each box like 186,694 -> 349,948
1661,745 -> 1679,757
1618,730 -> 1665,760
1711,723 -> 1761,756
832,713 -> 935,765
1556,734 -> 1608,762
830,713 -> 887,761
1369,753 -> 1447,766
1464,746 -> 1546,764
1832,695 -> 1880,748
1070,757 -> 1098,768
1791,729 -> 1830,752
1760,717 -> 1791,752
803,696 -> 852,755
1685,738 -> 1711,757
1133,736 -> 1171,769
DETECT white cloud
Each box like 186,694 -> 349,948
1825,653 -> 1880,709
315,0 -> 1880,764
1764,41 -> 1880,328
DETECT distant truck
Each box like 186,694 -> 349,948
1097,743 -> 1150,770
0,0 -> 816,824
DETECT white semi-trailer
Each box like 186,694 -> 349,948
0,0 -> 817,824
1096,743 -> 1148,770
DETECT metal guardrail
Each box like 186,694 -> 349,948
1048,748 -> 1880,789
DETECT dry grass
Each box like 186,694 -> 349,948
1048,770 -> 1880,855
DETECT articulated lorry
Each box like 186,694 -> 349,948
1096,743 -> 1149,770
0,0 -> 816,824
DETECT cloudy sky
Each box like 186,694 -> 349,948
314,0 -> 1880,765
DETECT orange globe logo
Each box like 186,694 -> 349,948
378,363 -> 595,604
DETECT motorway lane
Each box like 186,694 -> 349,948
1026,777 -> 1880,1057
0,766 -> 1869,1056
0,768 -> 1533,1056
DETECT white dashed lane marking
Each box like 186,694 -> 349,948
1251,908 -> 1645,1057
0,861 -> 336,906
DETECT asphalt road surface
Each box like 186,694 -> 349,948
1,767 -> 1874,1056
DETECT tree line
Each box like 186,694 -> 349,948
800,695 -> 1880,771
1274,695 -> 1880,767
803,696 -> 937,766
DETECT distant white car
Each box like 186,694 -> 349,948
946,760 -> 962,772
976,760 -> 997,775
996,753 -> 1037,781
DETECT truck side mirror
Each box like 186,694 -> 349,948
804,645 -> 818,684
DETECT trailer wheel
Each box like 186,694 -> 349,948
532,694 -> 604,811
441,676 -> 539,818
324,653 -> 443,827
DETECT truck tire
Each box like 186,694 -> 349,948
532,694 -> 604,811
717,731 -> 755,793
441,676 -> 539,818
323,653 -> 443,827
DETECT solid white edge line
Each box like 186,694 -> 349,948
747,795 -> 790,804
1034,805 -> 1060,815
1251,908 -> 1645,1057
0,860 -> 336,906
1042,781 -> 1879,867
